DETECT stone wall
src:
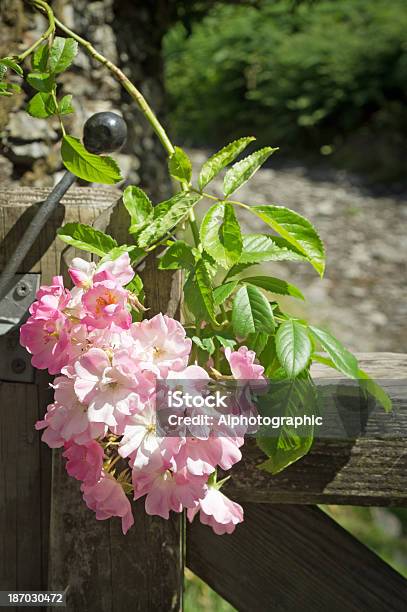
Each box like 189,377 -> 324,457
0,0 -> 172,200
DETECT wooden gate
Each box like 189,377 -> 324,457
0,188 -> 406,611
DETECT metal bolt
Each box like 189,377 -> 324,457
15,281 -> 30,297
11,358 -> 26,374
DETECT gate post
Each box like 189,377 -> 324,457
47,195 -> 184,611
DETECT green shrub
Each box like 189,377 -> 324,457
164,0 -> 407,179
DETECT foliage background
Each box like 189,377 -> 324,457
164,0 -> 407,182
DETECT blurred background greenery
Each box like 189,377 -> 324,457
164,0 -> 407,183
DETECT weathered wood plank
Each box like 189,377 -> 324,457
0,382 -> 42,590
49,195 -> 184,612
187,503 -> 407,612
224,353 -> 407,506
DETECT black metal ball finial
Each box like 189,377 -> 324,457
83,111 -> 127,154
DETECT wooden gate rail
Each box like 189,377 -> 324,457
225,353 -> 407,507
1,188 -> 407,611
187,503 -> 407,612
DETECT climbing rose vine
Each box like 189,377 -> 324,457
3,1 -> 390,534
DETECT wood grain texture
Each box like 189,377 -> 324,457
187,503 -> 407,612
0,187 -> 119,595
49,194 -> 184,612
0,382 -> 42,590
224,353 -> 407,506
0,186 -> 121,284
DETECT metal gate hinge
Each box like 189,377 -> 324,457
0,273 -> 40,383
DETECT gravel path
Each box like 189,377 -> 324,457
191,150 -> 407,353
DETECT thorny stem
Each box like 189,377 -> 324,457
188,209 -> 200,247
17,0 -> 55,61
192,188 -> 251,212
50,8 -> 204,245
51,86 -> 66,135
52,16 -> 175,156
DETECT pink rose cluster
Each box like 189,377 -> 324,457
20,253 -> 265,535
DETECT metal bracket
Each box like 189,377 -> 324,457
0,273 -> 40,383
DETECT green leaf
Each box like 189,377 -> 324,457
246,331 -> 269,356
223,147 -> 278,197
58,94 -> 74,115
98,244 -> 144,265
258,435 -> 313,475
168,146 -> 192,183
312,355 -> 392,414
198,136 -> 255,190
276,320 -> 312,377
184,260 -> 217,325
48,37 -> 78,73
357,368 -> 392,413
129,247 -> 145,266
57,222 -> 117,256
200,202 -> 242,269
26,72 -> 54,92
215,335 -> 237,350
237,234 -> 307,268
195,259 -> 217,324
213,280 -> 238,306
61,135 -> 122,184
123,186 -> 153,233
258,336 -> 281,377
201,251 -> 218,278
249,206 -> 325,276
126,274 -> 143,296
257,374 -> 317,474
309,326 -> 359,379
158,240 -> 195,270
232,285 -> 275,337
137,191 -> 202,248
26,91 -> 57,118
242,276 -> 304,300
0,57 -> 23,76
0,82 -> 21,96
192,336 -> 216,355
32,44 -> 49,71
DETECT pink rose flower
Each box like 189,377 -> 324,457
225,346 -> 265,380
35,375 -> 106,447
20,274 -> 87,375
29,275 -> 71,319
118,400 -> 181,468
132,454 -> 207,519
95,252 -> 134,286
20,314 -> 81,375
175,436 -> 243,476
81,471 -> 134,534
187,488 -> 244,535
82,280 -> 131,330
63,440 -> 104,485
68,258 -> 96,289
130,314 -> 192,376
73,347 -> 155,427
69,253 -> 134,289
